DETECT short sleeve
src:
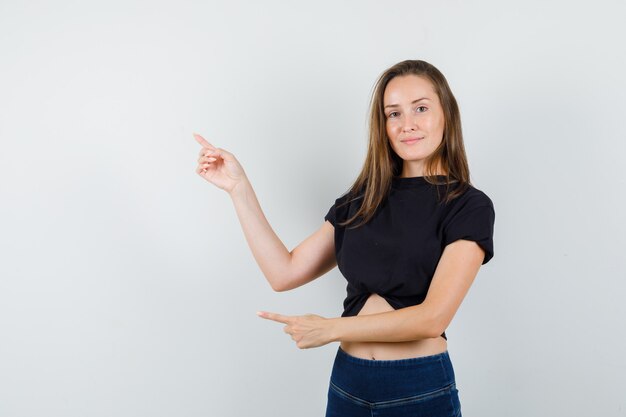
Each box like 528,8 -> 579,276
442,197 -> 495,265
324,203 -> 336,227
324,189 -> 361,229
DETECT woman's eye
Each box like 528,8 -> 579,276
416,106 -> 428,113
388,111 -> 399,118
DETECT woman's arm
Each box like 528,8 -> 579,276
194,133 -> 336,293
258,239 -> 485,348
229,178 -> 336,292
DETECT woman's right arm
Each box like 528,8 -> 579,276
229,178 -> 337,292
194,133 -> 336,292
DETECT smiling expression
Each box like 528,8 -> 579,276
383,74 -> 445,177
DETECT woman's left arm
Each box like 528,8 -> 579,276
257,239 -> 486,348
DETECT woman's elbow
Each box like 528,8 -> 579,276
267,278 -> 290,292
269,278 -> 288,292
269,275 -> 298,292
420,305 -> 451,339
428,312 -> 453,339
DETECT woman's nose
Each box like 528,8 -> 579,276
402,115 -> 418,131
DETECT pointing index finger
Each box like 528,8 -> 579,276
193,132 -> 215,149
257,311 -> 291,324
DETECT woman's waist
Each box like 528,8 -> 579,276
341,292 -> 447,360
340,337 -> 447,361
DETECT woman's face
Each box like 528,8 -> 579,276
383,74 -> 445,177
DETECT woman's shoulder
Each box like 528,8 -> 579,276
334,183 -> 366,204
448,182 -> 495,211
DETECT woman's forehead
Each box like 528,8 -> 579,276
384,75 -> 437,104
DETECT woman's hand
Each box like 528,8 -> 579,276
194,133 -> 247,194
257,311 -> 336,349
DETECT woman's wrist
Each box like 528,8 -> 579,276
327,317 -> 344,343
228,176 -> 252,199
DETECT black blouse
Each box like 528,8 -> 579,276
324,175 -> 496,341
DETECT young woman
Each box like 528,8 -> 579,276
194,59 -> 495,417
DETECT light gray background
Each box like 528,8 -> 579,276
1,1 -> 625,416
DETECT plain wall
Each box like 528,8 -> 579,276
1,1 -> 625,416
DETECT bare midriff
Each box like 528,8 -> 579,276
339,293 -> 448,360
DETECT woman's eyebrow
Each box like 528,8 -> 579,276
384,97 -> 431,109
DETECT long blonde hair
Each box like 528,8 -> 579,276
337,59 -> 472,229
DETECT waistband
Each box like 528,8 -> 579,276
336,346 -> 451,367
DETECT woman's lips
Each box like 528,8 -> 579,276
401,137 -> 424,144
